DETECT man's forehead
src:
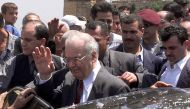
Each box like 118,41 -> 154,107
23,22 -> 40,30
66,39 -> 85,47
162,36 -> 181,45
181,21 -> 190,28
6,8 -> 17,12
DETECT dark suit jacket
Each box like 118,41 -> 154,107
114,44 -> 164,75
36,66 -> 130,108
7,53 -> 64,89
101,50 -> 154,88
13,38 -> 22,55
158,58 -> 190,88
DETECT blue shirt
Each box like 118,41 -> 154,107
4,25 -> 20,37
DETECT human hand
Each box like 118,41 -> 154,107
0,91 -> 8,108
150,81 -> 173,89
32,46 -> 55,80
48,18 -> 64,40
8,88 -> 35,109
118,71 -> 137,85
48,18 -> 59,40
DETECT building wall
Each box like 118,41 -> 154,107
64,0 -> 96,20
64,0 -> 172,20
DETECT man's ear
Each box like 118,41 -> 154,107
91,51 -> 98,63
106,36 -> 110,45
183,39 -> 190,48
140,28 -> 144,37
141,28 -> 145,34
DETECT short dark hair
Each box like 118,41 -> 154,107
112,7 -> 120,16
22,13 -> 40,25
86,20 -> 109,37
174,0 -> 189,7
22,20 -> 49,42
164,11 -> 176,22
163,2 -> 185,19
1,2 -> 18,14
91,1 -> 114,20
121,14 -> 144,29
160,24 -> 188,45
0,13 -> 4,28
118,5 -> 131,13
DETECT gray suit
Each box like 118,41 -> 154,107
36,66 -> 130,108
101,50 -> 156,88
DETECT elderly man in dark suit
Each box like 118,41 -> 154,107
33,30 -> 130,108
152,24 -> 190,88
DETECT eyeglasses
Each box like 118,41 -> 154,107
64,55 -> 87,64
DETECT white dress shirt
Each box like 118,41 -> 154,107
80,60 -> 101,103
160,55 -> 190,86
108,32 -> 122,49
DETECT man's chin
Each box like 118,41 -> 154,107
71,72 -> 82,79
22,51 -> 31,56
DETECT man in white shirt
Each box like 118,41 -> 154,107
152,24 -> 190,88
33,30 -> 130,108
91,1 -> 123,49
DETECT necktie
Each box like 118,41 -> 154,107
137,55 -> 143,66
75,80 -> 83,104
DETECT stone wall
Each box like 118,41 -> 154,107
64,0 -> 95,20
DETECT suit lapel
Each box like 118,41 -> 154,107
87,67 -> 104,101
102,50 -> 110,66
62,75 -> 78,106
158,64 -> 167,80
176,58 -> 190,88
143,49 -> 152,67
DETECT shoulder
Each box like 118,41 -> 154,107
97,67 -> 127,87
184,57 -> 190,69
143,48 -> 163,62
109,50 -> 136,61
52,54 -> 65,68
110,33 -> 122,42
15,54 -> 28,61
64,71 -> 76,85
110,50 -> 135,57
112,43 -> 123,52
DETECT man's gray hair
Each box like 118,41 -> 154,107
63,30 -> 99,55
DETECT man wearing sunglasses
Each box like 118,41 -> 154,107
138,8 -> 165,59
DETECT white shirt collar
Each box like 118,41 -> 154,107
166,54 -> 190,70
139,46 -> 143,62
83,60 -> 100,91
81,60 -> 101,103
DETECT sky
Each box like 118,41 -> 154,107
0,0 -> 64,29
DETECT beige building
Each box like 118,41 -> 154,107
64,0 -> 96,20
64,0 -> 172,20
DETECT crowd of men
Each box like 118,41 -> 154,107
1,0 -> 190,108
